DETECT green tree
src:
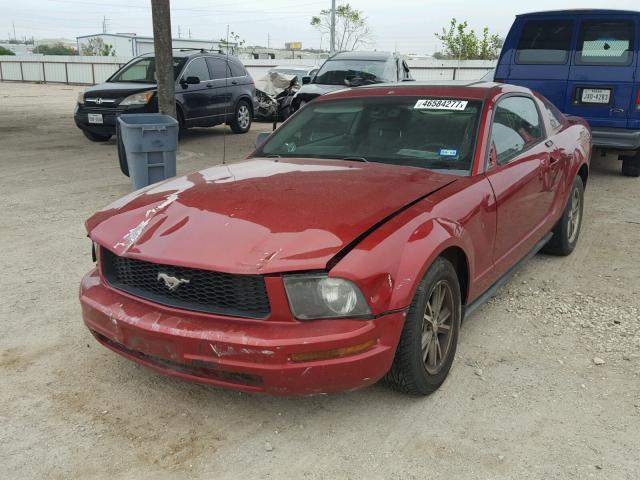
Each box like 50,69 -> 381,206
33,42 -> 77,55
435,18 -> 502,60
218,31 -> 245,53
80,37 -> 116,56
0,46 -> 15,55
311,3 -> 372,51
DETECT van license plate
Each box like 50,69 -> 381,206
581,89 -> 611,104
88,113 -> 103,124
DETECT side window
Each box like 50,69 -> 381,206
206,57 -> 227,80
576,21 -> 634,66
542,97 -> 563,132
491,96 -> 544,164
183,58 -> 210,82
228,60 -> 246,77
516,20 -> 573,64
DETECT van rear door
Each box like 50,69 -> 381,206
564,16 -> 637,129
505,18 -> 575,108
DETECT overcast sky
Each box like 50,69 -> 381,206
4,0 -> 639,54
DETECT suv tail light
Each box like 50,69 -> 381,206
636,88 -> 640,110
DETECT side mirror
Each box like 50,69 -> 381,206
301,76 -> 311,85
255,132 -> 270,148
185,76 -> 200,85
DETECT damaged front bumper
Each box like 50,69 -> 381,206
80,268 -> 404,396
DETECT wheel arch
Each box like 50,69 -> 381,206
578,162 -> 589,189
437,246 -> 470,307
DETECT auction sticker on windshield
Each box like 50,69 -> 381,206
414,99 -> 468,110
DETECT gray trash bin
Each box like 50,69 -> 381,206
117,113 -> 178,190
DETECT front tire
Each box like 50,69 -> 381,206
229,100 -> 252,134
82,129 -> 111,142
384,257 -> 462,395
542,175 -> 584,256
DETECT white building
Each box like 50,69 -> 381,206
76,33 -> 234,57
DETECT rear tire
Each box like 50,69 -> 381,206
384,257 -> 461,396
82,129 -> 111,142
542,175 -> 584,256
621,153 -> 640,177
229,100 -> 252,134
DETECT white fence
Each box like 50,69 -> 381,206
0,55 -> 496,85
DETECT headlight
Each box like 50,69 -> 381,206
283,274 -> 371,320
77,91 -> 85,105
120,91 -> 154,106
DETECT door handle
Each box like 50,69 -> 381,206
545,140 -> 554,148
231,80 -> 238,85
206,83 -> 214,88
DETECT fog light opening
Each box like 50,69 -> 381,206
290,339 -> 376,363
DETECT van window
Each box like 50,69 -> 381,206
576,21 -> 634,66
491,96 -> 544,164
516,20 -> 573,64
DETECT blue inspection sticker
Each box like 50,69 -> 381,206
439,149 -> 458,157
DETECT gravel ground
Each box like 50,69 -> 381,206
1,82 -> 639,479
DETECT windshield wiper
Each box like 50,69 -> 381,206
341,156 -> 368,162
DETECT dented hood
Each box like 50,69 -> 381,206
88,158 -> 455,274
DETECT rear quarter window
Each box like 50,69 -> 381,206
576,21 -> 634,66
516,20 -> 574,65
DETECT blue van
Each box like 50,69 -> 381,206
497,10 -> 640,176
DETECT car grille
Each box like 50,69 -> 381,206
82,106 -> 125,115
101,249 -> 271,319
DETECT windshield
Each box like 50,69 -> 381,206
313,59 -> 390,86
257,97 -> 482,175
109,56 -> 187,83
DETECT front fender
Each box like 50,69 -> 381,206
329,175 -> 497,315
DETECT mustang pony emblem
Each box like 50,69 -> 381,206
157,272 -> 190,291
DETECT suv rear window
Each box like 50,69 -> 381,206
516,20 -> 573,65
576,21 -> 634,66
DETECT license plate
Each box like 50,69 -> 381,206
88,113 -> 103,124
581,88 -> 611,104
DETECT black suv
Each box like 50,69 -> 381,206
291,51 -> 413,112
75,49 -> 257,141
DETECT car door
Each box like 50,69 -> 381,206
564,15 -> 637,129
485,95 -> 554,273
179,57 -> 214,121
205,57 -> 234,118
506,18 -> 575,109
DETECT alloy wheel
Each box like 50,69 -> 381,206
237,104 -> 251,130
421,280 -> 455,375
567,187 -> 581,243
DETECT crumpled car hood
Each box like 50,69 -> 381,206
87,158 -> 455,274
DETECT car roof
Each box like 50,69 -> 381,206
518,9 -> 639,17
316,80 -> 530,101
329,51 -> 394,61
272,65 -> 314,71
140,50 -> 232,59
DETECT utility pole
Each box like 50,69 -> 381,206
12,21 -> 16,41
102,16 -> 110,34
177,24 -> 181,38
151,0 -> 176,119
329,0 -> 336,54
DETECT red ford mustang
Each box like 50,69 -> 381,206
80,82 -> 591,396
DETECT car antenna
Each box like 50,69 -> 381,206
222,24 -> 230,166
